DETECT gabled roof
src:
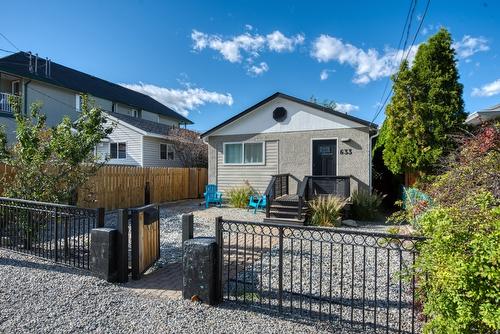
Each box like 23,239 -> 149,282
106,112 -> 172,137
0,52 -> 192,124
200,92 -> 376,138
465,103 -> 500,125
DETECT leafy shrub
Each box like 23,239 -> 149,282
414,123 -> 500,333
226,183 -> 254,208
0,96 -> 112,204
350,190 -> 385,221
308,195 -> 346,227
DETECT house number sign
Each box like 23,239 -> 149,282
340,149 -> 352,155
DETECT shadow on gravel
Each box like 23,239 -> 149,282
216,300 -> 416,334
0,253 -> 93,277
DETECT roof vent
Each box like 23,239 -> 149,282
273,107 -> 287,122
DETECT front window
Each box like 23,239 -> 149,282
110,142 -> 126,159
224,142 -> 264,164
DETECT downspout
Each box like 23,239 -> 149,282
23,80 -> 31,115
369,129 -> 380,192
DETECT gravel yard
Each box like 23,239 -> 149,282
0,249 -> 338,333
1,200 -> 414,333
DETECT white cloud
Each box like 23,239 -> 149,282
191,29 -> 304,75
335,103 -> 359,114
120,82 -> 233,117
311,34 -> 418,84
320,69 -> 335,81
471,79 -> 500,97
452,35 -> 489,59
266,31 -> 305,52
247,62 -> 269,76
245,24 -> 253,31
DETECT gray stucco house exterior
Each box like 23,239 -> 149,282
0,51 -> 192,167
201,92 -> 378,198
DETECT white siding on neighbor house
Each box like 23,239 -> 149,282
26,80 -> 79,127
142,137 -> 183,167
97,121 -> 143,166
115,103 -> 137,116
142,110 -> 159,122
216,140 -> 278,193
92,96 -> 113,112
159,115 -> 179,126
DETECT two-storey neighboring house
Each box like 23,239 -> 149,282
0,51 -> 193,167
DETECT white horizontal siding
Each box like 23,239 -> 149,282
142,110 -> 159,122
142,136 -> 183,167
99,122 -> 142,166
217,140 -> 278,193
159,115 -> 179,126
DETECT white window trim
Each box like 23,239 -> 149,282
167,144 -> 175,160
11,80 -> 20,95
223,141 -> 265,166
75,94 -> 82,112
110,142 -> 127,160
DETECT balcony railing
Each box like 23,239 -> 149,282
0,92 -> 20,114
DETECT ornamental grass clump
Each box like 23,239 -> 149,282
308,195 -> 346,227
350,190 -> 385,221
226,182 -> 255,208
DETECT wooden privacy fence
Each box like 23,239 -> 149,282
0,163 -> 208,210
78,166 -> 208,209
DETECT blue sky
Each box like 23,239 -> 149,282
2,0 -> 499,131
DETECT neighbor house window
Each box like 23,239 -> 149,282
110,142 -> 126,159
132,109 -> 141,118
75,94 -> 82,112
224,142 -> 264,164
160,143 -> 175,160
167,144 -> 174,160
160,144 -> 167,160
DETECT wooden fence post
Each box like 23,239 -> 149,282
96,208 -> 105,228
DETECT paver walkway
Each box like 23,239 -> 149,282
123,262 -> 182,299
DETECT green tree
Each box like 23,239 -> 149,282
1,95 -> 112,204
377,28 -> 466,175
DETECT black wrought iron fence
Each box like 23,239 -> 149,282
0,197 -> 104,270
216,220 -> 425,333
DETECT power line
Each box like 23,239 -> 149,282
371,0 -> 431,125
0,48 -> 16,54
373,0 -> 417,127
0,32 -> 21,52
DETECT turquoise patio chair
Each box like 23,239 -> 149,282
204,184 -> 223,208
248,195 -> 267,214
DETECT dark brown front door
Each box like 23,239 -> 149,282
312,139 -> 337,176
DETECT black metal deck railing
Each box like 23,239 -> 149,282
0,197 -> 104,270
216,219 -> 425,333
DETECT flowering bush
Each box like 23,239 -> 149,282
414,122 -> 500,333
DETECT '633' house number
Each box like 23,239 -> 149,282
340,148 -> 352,155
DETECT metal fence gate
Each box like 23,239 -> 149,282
216,220 -> 425,333
0,197 -> 104,270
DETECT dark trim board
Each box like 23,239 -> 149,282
200,92 -> 377,138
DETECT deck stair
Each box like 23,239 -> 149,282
264,173 -> 352,226
264,194 -> 307,225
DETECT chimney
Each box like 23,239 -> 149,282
45,57 -> 49,77
34,53 -> 38,74
28,51 -> 33,73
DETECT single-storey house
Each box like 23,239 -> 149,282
201,92 -> 377,223
0,51 -> 193,167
